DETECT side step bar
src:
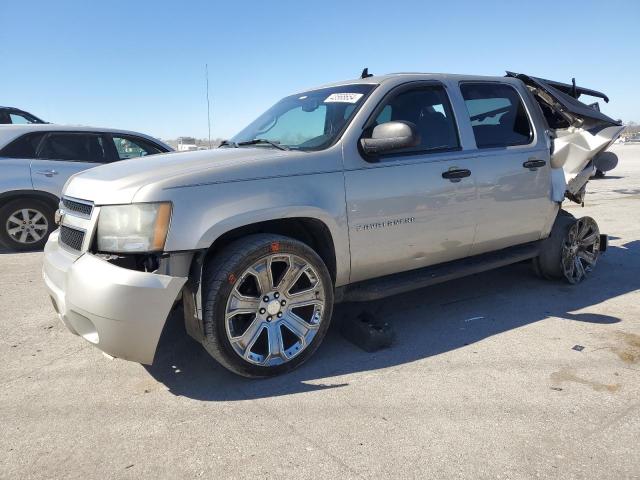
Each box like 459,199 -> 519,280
338,241 -> 542,303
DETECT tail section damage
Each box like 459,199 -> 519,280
506,72 -> 623,203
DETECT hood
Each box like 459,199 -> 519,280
64,147 -> 337,205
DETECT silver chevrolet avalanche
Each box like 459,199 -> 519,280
43,72 -> 623,377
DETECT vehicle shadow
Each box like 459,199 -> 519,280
0,246 -> 44,255
145,241 -> 639,401
591,175 -> 624,180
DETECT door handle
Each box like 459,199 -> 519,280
442,168 -> 471,182
35,169 -> 58,177
522,159 -> 546,170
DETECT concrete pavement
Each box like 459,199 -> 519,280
1,146 -> 639,479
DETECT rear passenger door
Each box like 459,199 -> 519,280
30,132 -> 112,198
345,82 -> 478,283
458,82 -> 554,255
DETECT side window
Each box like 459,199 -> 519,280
460,83 -> 533,148
112,135 -> 163,160
38,133 -> 109,163
375,105 -> 392,124
9,113 -> 32,125
370,86 -> 459,153
0,133 -> 46,159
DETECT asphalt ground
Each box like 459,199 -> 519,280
1,145 -> 638,479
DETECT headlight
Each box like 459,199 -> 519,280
97,202 -> 172,253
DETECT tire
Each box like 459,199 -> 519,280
593,169 -> 605,179
593,151 -> 618,174
0,198 -> 56,251
201,234 -> 334,378
533,210 -> 601,284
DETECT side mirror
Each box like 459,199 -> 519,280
360,121 -> 420,155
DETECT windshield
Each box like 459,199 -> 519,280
231,84 -> 375,150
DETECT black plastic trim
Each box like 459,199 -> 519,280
339,241 -> 541,302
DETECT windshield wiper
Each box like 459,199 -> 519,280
218,140 -> 238,148
237,139 -> 290,151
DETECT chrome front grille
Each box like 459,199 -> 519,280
59,225 -> 85,251
62,197 -> 93,218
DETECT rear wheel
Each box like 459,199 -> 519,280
533,211 -> 601,284
0,198 -> 55,251
201,234 -> 333,377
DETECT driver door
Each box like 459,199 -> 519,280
345,83 -> 478,283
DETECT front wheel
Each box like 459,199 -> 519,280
201,234 -> 334,377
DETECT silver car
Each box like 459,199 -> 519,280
42,72 -> 623,377
0,125 -> 172,250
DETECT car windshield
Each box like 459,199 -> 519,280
231,84 -> 375,151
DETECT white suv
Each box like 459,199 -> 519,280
0,125 -> 172,250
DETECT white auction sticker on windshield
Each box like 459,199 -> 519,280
324,93 -> 364,103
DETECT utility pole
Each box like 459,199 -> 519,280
205,63 -> 212,149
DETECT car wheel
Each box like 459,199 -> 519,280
201,234 -> 334,377
533,211 -> 601,284
0,198 -> 55,251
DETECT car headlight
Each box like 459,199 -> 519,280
97,202 -> 172,253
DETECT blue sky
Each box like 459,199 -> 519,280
1,0 -> 637,140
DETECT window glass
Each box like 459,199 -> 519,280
343,104 -> 356,119
112,136 -> 163,160
232,84 -> 374,150
256,105 -> 327,146
460,83 -> 533,148
375,105 -> 392,124
0,133 -> 46,159
9,113 -> 32,124
370,86 -> 459,152
38,133 -> 108,162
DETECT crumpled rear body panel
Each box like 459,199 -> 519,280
550,125 -> 625,201
507,72 -> 623,202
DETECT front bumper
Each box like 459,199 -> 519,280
42,230 -> 187,364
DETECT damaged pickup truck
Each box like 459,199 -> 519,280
43,71 -> 623,377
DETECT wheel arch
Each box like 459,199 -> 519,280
202,216 -> 338,285
181,209 -> 347,344
0,189 -> 60,210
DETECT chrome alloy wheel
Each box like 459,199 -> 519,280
561,217 -> 601,284
5,208 -> 49,245
224,253 -> 326,366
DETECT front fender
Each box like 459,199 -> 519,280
163,172 -> 351,286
